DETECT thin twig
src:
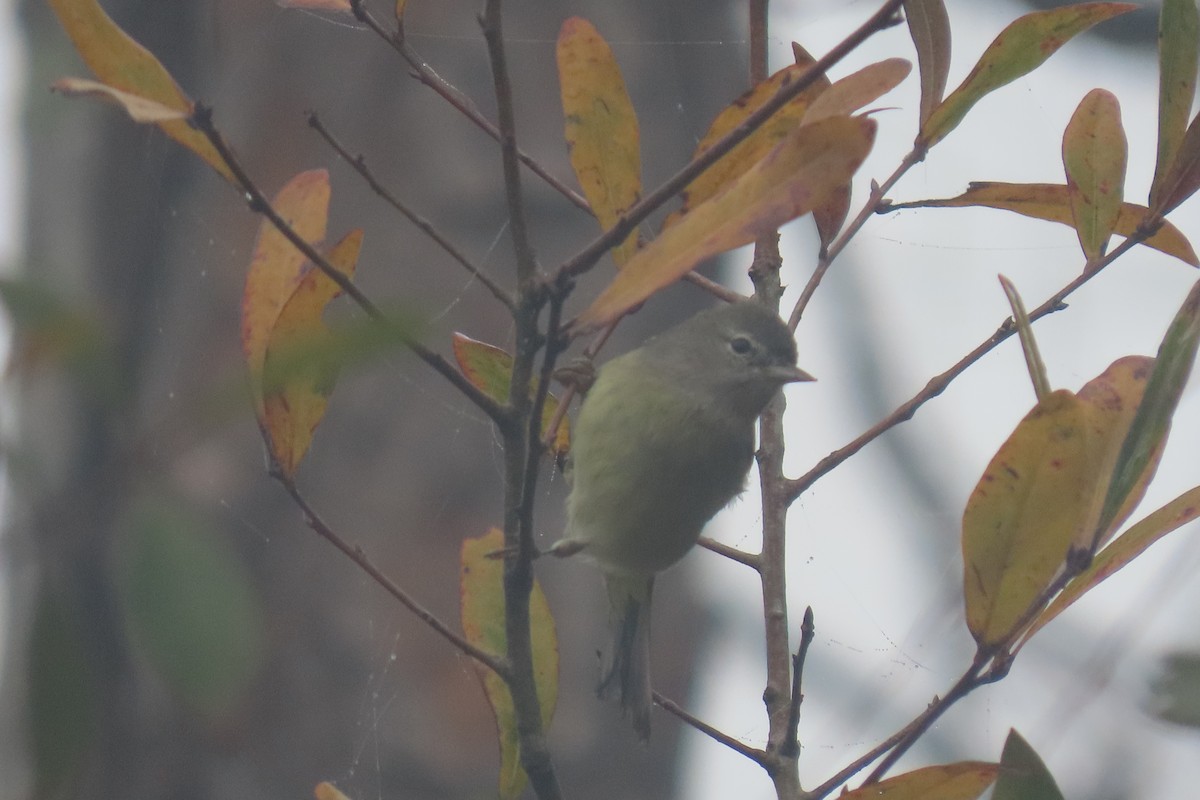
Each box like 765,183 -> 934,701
556,0 -> 907,283
189,105 -> 508,426
653,692 -> 771,768
276,473 -> 509,678
781,607 -> 815,759
698,536 -> 762,570
306,111 -> 514,310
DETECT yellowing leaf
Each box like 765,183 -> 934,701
920,3 -> 1137,148
576,115 -> 876,331
461,529 -> 558,800
451,334 -> 571,456
1159,114 -> 1200,214
1062,89 -> 1127,263
46,0 -> 233,181
666,61 -> 831,226
1150,0 -> 1199,209
888,182 -> 1199,266
50,77 -> 187,122
840,762 -> 999,799
962,391 -> 1093,648
904,0 -> 952,126
314,782 -> 353,800
801,58 -> 912,125
1022,485 -> 1200,645
242,170 -> 331,415
262,229 -> 363,478
558,18 -> 642,267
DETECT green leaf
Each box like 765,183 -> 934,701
1150,651 -> 1200,729
1062,89 -> 1127,263
1150,0 -> 1199,209
998,275 -> 1050,402
992,730 -> 1065,800
840,762 -> 999,799
919,3 -> 1137,148
116,498 -> 267,718
460,529 -> 559,800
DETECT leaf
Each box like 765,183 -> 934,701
315,782 -> 354,800
1159,113 -> 1200,214
1150,0 -> 1199,209
451,333 -> 571,456
814,183 -> 852,253
558,17 -> 642,266
242,170 -> 331,416
998,275 -> 1050,402
840,762 -> 999,799
1149,651 -> 1200,728
888,182 -> 1199,266
576,115 -> 876,331
461,529 -> 559,800
1023,485 -> 1200,644
919,3 -> 1137,148
904,0 -> 952,126
801,58 -> 912,125
115,498 -> 267,719
262,229 -> 363,478
277,0 -> 351,11
962,391 -> 1093,648
992,730 -> 1066,800
395,0 -> 407,23
1094,279 -> 1200,539
28,588 -> 97,800
666,61 -> 830,226
46,0 -> 233,181
1062,89 -> 1127,263
50,77 -> 187,122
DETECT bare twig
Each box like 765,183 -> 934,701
189,105 -> 508,426
276,472 -> 509,678
306,111 -> 514,310
781,607 -> 815,759
698,536 -> 762,570
653,692 -> 771,767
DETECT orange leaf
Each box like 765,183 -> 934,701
460,529 -> 558,800
262,229 -> 363,478
920,3 -> 1137,148
666,61 -> 831,227
557,18 -> 642,266
242,170 -> 331,416
47,0 -> 233,181
51,77 -> 187,122
1062,89 -> 1127,263
889,182 -> 1199,266
840,762 -> 999,799
576,115 -> 876,331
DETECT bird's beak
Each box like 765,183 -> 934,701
771,365 -> 816,383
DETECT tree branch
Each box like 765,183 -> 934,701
653,692 -> 771,768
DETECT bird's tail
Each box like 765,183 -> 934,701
599,573 -> 654,740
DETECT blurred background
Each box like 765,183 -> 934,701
3,0 -> 1199,799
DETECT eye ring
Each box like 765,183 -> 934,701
729,335 -> 754,355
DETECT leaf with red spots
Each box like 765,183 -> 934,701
1062,89 -> 1127,263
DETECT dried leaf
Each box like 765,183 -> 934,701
451,334 -> 571,456
461,529 -> 558,800
242,170 -> 331,415
889,182 -> 1199,266
920,3 -> 1137,148
576,115 -> 876,331
904,0 -> 952,126
839,762 -> 999,799
1150,0 -> 1199,209
262,229 -> 363,478
557,18 -> 642,266
1062,89 -> 1127,263
46,0 -> 233,181
51,77 -> 187,122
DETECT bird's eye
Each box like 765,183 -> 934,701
729,336 -> 754,355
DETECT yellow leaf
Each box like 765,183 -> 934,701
557,17 -> 641,266
889,182 -> 1199,266
46,0 -> 233,181
1062,89 -> 1127,263
576,115 -> 876,331
962,391 -> 1093,648
242,170 -> 331,416
666,61 -> 830,227
50,77 -> 187,122
840,762 -> 999,799
460,529 -> 558,800
451,334 -> 571,456
262,229 -> 363,478
920,3 -> 1137,148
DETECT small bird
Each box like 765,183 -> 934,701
556,300 -> 813,739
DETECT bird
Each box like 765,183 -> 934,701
554,300 -> 813,739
